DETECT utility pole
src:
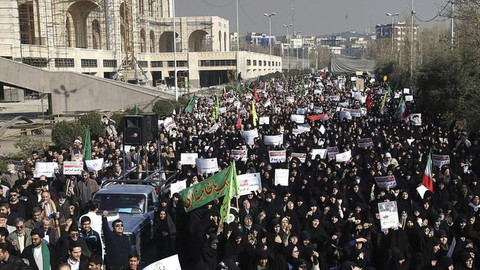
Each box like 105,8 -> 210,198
410,0 -> 414,84
236,0 -> 239,51
264,12 -> 275,72
450,0 -> 455,50
295,31 -> 301,69
283,24 -> 292,72
386,12 -> 399,53
173,0 -> 178,100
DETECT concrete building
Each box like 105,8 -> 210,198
375,21 -> 418,47
246,32 -> 275,47
0,0 -> 281,110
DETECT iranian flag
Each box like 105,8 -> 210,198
396,97 -> 407,120
422,150 -> 434,192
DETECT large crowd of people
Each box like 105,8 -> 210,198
0,72 -> 479,270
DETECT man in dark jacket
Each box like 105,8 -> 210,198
102,211 -> 131,270
79,216 -> 102,256
0,242 -> 26,268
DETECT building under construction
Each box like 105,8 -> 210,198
0,0 -> 281,96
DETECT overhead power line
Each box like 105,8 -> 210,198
415,0 -> 451,22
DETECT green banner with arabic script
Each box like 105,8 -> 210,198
179,164 -> 236,212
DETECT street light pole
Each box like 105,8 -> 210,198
283,24 -> 292,73
386,12 -> 399,53
264,12 -> 275,72
173,0 -> 177,100
236,0 -> 239,51
294,31 -> 301,69
264,13 -> 276,56
410,0 -> 415,83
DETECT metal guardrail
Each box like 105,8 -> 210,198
100,167 -> 179,190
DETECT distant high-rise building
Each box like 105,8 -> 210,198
375,21 -> 418,48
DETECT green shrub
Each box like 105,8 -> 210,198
78,111 -> 103,139
52,120 -> 85,150
124,106 -> 144,115
153,99 -> 181,117
13,137 -> 44,158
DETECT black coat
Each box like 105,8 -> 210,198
21,243 -> 57,270
102,216 -> 132,268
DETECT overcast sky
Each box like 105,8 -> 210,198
176,0 -> 451,36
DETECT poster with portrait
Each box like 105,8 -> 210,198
378,201 -> 399,231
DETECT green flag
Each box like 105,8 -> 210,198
220,162 -> 239,224
134,104 -> 139,115
387,86 -> 392,97
84,126 -> 92,160
212,94 -> 219,120
179,164 -> 237,212
185,95 -> 196,114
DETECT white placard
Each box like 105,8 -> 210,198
335,150 -> 352,163
269,150 -> 287,163
259,116 -> 270,125
231,149 -> 248,161
143,255 -> 182,270
297,124 -> 311,133
327,147 -> 340,158
403,88 -> 410,94
329,95 -> 341,101
219,107 -> 227,114
296,108 -> 307,115
357,138 -> 374,148
432,154 -> 450,167
350,109 -> 362,118
378,201 -> 399,231
290,114 -> 305,124
85,158 -> 104,172
275,169 -> 289,186
339,111 -> 352,120
407,138 -> 415,145
63,161 -> 84,175
405,95 -> 414,102
311,149 -> 327,159
290,153 -> 307,163
181,153 -> 198,165
240,129 -> 259,145
417,185 -> 429,199
264,134 -> 283,146
319,125 -> 326,134
170,180 -> 187,195
375,175 -> 397,189
34,162 -> 58,178
286,96 -> 295,103
196,158 -> 219,174
237,173 -> 262,196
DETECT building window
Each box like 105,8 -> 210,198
138,61 -> 148,67
253,60 -> 257,66
81,59 -> 97,68
151,61 -> 163,67
22,58 -> 47,67
247,60 -> 251,66
259,60 -> 262,66
199,60 -> 237,66
54,58 -> 75,68
167,61 -> 187,67
103,59 -> 117,67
